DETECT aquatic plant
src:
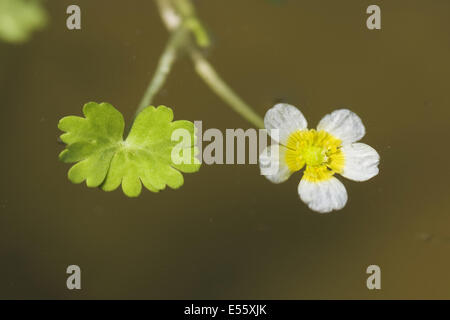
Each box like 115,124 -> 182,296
58,0 -> 380,213
59,0 -> 263,197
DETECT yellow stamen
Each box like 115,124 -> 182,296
285,129 -> 345,182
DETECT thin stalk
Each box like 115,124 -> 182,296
154,0 -> 264,128
189,48 -> 264,128
131,27 -> 188,127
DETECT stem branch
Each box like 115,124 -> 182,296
154,0 -> 264,128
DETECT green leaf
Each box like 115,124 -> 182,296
0,0 -> 48,44
58,102 -> 200,197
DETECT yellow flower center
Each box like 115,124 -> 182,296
285,129 -> 345,182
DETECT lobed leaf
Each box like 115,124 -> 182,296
58,102 -> 200,197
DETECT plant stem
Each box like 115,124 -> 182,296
154,0 -> 264,128
132,27 -> 188,123
189,48 -> 264,128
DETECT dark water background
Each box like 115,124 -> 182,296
0,0 -> 449,299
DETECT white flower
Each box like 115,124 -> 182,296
259,103 -> 380,213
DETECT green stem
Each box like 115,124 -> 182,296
189,48 -> 264,128
133,27 -> 187,121
154,0 -> 264,128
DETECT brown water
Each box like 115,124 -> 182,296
0,0 -> 449,299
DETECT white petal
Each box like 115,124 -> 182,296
340,143 -> 379,181
317,109 -> 365,143
298,177 -> 348,213
264,103 -> 308,145
259,144 -> 293,184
